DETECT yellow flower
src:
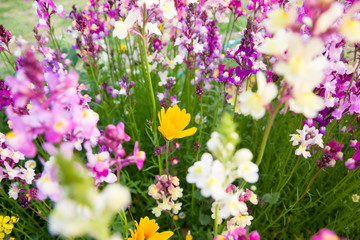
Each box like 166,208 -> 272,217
158,105 -> 197,141
128,216 -> 173,240
0,215 -> 18,238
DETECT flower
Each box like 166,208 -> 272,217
239,72 -> 278,119
158,105 -> 197,141
0,215 -> 19,237
311,229 -> 343,240
113,9 -> 140,39
128,217 -> 173,240
352,194 -> 359,202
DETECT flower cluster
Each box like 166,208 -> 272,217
317,139 -> 344,168
345,139 -> 360,169
0,133 -> 38,203
148,175 -> 183,217
212,185 -> 258,226
0,215 -> 19,239
290,124 -> 324,159
187,114 -> 258,222
214,226 -> 260,240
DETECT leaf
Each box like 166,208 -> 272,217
263,192 -> 280,204
199,214 -> 210,225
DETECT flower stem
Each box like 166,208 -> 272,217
196,97 -> 203,161
239,100 -> 283,190
211,87 -> 222,132
142,9 -> 158,143
255,100 -> 283,166
165,140 -> 170,177
213,204 -> 219,237
28,206 -> 48,222
232,85 -> 240,119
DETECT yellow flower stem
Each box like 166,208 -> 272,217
141,8 -> 158,147
213,204 -> 219,237
232,85 -> 240,119
165,140 -> 170,178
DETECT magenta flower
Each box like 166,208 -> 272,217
311,229 -> 346,240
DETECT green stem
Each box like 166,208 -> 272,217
232,85 -> 240,119
141,31 -> 158,145
211,87 -> 222,132
196,97 -> 203,161
2,51 -> 16,71
213,204 -> 219,237
255,101 -> 283,166
239,100 -> 283,190
165,140 -> 170,177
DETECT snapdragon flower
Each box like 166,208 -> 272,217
239,72 -> 278,119
113,9 -> 141,39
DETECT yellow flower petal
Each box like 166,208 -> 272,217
174,127 -> 197,139
156,231 -> 174,240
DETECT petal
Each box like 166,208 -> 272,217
174,127 -> 197,139
157,231 -> 174,240
176,111 -> 191,131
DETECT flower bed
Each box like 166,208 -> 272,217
0,0 -> 360,239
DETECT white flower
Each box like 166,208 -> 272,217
193,42 -> 204,54
289,91 -> 325,118
152,206 -> 162,217
160,0 -> 177,20
170,187 -> 183,201
239,72 -> 278,119
289,134 -> 301,146
237,160 -> 259,183
219,192 -> 248,219
274,34 -> 328,91
352,194 -> 359,202
195,113 -> 207,124
158,197 -> 172,211
186,153 -> 213,188
158,71 -> 168,86
201,160 -> 227,200
8,185 -> 19,200
138,0 -> 159,8
172,202 -> 182,214
258,30 -> 290,55
263,8 -> 297,33
340,17 -> 360,43
49,199 -> 92,237
314,2 -> 343,35
113,9 -> 140,39
295,145 -> 311,158
25,160 -> 37,169
95,184 -> 130,213
22,168 -> 36,184
145,22 -> 162,36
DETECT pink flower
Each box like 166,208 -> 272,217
311,229 -> 346,240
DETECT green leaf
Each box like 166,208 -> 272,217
263,192 -> 280,204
